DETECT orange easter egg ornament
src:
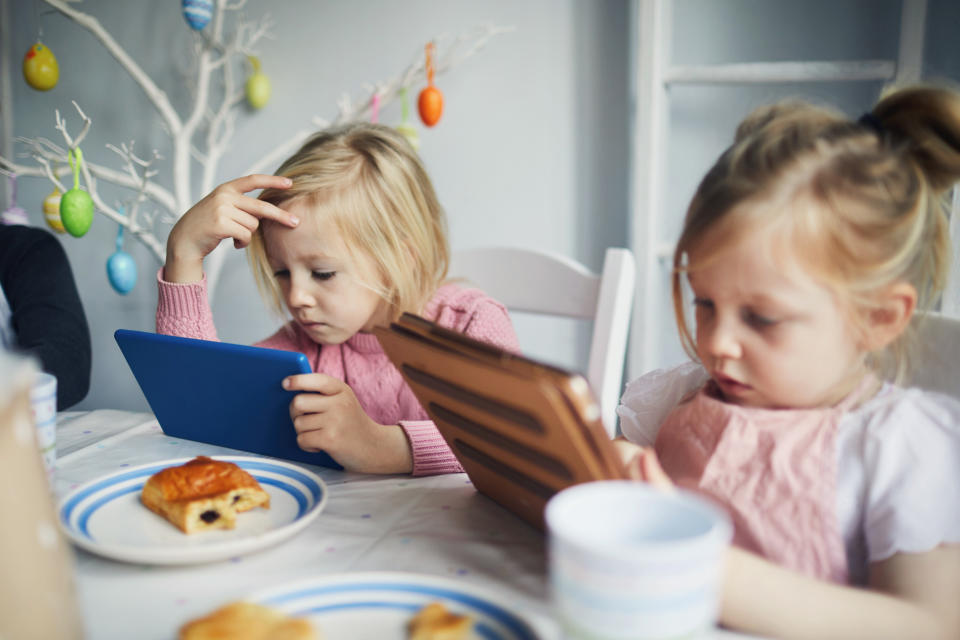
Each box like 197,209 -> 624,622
418,86 -> 443,127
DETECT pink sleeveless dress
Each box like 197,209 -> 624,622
653,378 -> 876,584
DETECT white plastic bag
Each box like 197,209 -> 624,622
616,361 -> 708,445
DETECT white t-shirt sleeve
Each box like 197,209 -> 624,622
616,361 -> 708,446
859,388 -> 960,563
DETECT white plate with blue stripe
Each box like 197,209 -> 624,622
58,456 -> 327,565
248,571 -> 552,640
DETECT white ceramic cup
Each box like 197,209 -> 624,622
30,372 -> 57,478
545,481 -> 732,640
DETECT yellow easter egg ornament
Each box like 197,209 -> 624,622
245,56 -> 270,110
23,42 -> 59,91
43,188 -> 65,233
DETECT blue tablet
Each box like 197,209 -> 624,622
114,329 -> 340,469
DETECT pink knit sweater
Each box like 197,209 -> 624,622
155,270 -> 520,475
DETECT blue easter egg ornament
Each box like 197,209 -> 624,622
107,250 -> 137,294
182,0 -> 213,30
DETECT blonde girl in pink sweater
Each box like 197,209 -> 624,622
158,122 -> 519,475
614,85 -> 960,638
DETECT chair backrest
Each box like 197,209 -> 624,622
905,312 -> 960,400
448,247 -> 636,436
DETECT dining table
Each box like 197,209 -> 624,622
51,408 -> 755,640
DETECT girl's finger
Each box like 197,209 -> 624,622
639,448 -> 675,491
233,194 -> 299,228
289,392 -> 330,419
284,373 -> 343,394
228,174 -> 292,195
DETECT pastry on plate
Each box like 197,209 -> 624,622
408,601 -> 474,640
178,601 -> 318,640
141,456 -> 270,534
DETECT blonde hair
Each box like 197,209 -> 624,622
247,122 -> 449,322
672,84 -> 960,382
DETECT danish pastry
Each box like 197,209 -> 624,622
141,456 -> 270,534
178,601 -> 318,640
408,601 -> 474,640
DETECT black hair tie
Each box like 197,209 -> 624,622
857,112 -> 884,135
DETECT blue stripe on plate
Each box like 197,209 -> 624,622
78,484 -> 142,537
60,463 -> 174,522
262,582 -> 535,640
61,458 -> 323,523
294,601 -> 505,640
64,464 -> 317,539
258,477 -> 309,516
231,460 -> 323,496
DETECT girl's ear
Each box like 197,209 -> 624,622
860,281 -> 918,352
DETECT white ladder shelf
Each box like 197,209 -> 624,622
628,0 -> 933,378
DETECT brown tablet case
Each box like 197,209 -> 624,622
374,313 -> 627,530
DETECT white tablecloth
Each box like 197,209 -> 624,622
52,410 -> 752,640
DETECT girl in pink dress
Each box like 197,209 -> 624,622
158,122 -> 519,475
615,86 -> 960,638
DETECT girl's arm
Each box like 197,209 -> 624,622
164,174 -> 297,283
722,544 -> 960,640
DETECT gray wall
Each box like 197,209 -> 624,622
4,1 -> 959,411
644,0 -> 959,372
5,1 -> 630,411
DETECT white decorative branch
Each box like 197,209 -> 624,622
1,0 -> 509,296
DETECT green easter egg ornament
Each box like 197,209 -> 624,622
60,188 -> 94,237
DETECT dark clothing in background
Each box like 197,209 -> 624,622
0,225 -> 91,409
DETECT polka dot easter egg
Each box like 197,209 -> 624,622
1,177 -> 28,226
182,0 -> 213,30
23,42 -> 58,91
43,189 -> 65,233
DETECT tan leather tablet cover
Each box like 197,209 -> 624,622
375,314 -> 626,530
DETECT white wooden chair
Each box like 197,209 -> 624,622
449,247 -> 636,437
906,312 -> 960,400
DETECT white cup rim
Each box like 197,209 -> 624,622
545,480 -> 732,556
31,372 -> 57,398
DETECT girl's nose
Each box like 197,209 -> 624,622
701,317 -> 743,361
286,278 -> 315,308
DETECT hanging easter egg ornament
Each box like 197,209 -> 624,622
1,175 -> 29,226
417,42 -> 443,127
106,217 -> 137,295
23,41 -> 58,91
370,93 -> 381,124
182,0 -> 213,30
245,56 -> 271,110
396,88 -> 420,151
43,187 -> 65,233
60,148 -> 94,238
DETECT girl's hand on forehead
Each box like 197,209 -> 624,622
283,373 -> 414,474
163,174 -> 299,283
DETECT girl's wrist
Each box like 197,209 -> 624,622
162,257 -> 205,284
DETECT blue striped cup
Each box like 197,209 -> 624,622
545,481 -> 732,639
30,372 -> 57,478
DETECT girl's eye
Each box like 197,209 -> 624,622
744,310 -> 776,328
693,297 -> 714,313
273,269 -> 289,279
312,270 -> 336,281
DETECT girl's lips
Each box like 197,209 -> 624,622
714,374 -> 751,395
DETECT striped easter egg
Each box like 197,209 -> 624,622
182,0 -> 213,30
